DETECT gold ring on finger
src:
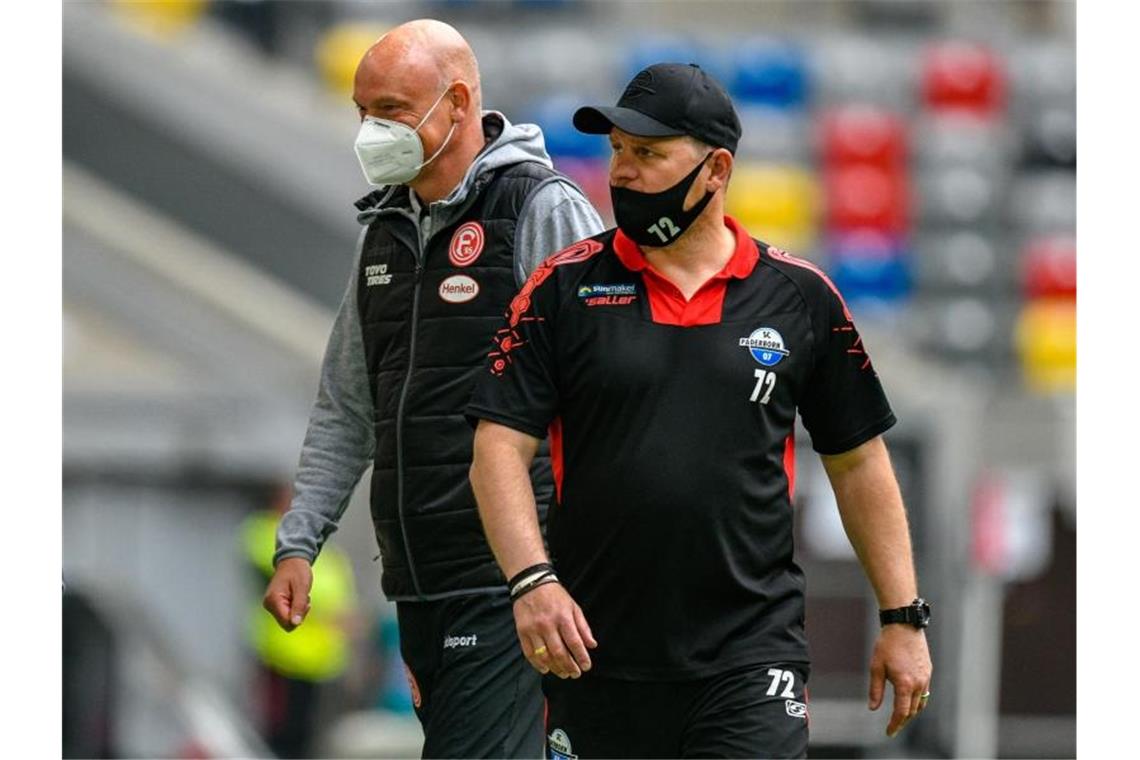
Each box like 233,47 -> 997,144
534,645 -> 548,657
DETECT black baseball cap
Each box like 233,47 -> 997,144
573,63 -> 742,154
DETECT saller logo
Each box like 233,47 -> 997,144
578,283 -> 637,307
547,728 -> 578,760
439,274 -> 479,304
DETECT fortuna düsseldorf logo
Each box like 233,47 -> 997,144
449,221 -> 485,267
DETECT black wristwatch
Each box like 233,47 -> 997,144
879,598 -> 931,629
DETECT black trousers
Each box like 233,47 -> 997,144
542,661 -> 810,759
398,592 -> 544,758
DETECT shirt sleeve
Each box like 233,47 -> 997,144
465,260 -> 563,440
274,230 -> 376,566
797,282 -> 897,456
514,177 -> 605,284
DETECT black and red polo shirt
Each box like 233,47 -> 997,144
466,216 -> 896,680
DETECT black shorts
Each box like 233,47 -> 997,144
542,662 -> 810,759
398,592 -> 543,758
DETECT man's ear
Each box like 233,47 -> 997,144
707,149 -> 734,193
449,81 -> 475,122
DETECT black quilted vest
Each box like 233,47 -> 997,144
356,162 -> 555,600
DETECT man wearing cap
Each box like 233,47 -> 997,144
466,63 -> 933,757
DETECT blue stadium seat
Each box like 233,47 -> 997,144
622,35 -> 709,81
825,231 -> 913,306
730,39 -> 810,110
525,94 -> 609,159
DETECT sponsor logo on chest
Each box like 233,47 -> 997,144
439,274 -> 480,304
578,282 -> 637,307
365,263 -> 393,287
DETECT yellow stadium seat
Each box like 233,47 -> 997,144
315,23 -> 390,95
111,0 -> 208,38
1014,299 -> 1076,393
726,164 -> 819,252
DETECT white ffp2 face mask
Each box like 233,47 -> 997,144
354,86 -> 457,186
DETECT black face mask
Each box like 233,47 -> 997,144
611,154 -> 716,247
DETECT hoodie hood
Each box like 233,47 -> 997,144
355,111 -> 554,226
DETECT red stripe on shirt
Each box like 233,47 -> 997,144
784,432 -> 796,500
765,244 -> 855,323
548,417 -> 564,504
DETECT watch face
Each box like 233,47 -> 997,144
914,601 -> 931,627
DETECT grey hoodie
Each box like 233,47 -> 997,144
274,112 -> 605,567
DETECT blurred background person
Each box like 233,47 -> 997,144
243,486 -> 360,759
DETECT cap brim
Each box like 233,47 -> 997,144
572,105 -> 686,138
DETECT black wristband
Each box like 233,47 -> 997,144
508,563 -> 554,592
510,574 -> 560,603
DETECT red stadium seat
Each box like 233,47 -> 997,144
922,42 -> 1006,116
1020,235 -> 1076,300
554,157 -> 613,226
820,105 -> 907,170
824,165 -> 909,234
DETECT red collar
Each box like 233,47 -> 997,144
612,215 -> 760,280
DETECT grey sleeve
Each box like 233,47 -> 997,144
514,177 -> 606,285
274,230 -> 376,566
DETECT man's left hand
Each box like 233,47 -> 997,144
868,624 -> 933,738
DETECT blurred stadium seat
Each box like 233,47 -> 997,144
913,113 -> 1015,172
111,0 -> 208,37
825,230 -> 913,306
914,231 -> 1003,292
921,41 -> 1006,116
726,163 -> 819,251
529,94 -> 610,159
812,36 -> 915,112
820,105 -> 908,170
315,23 -> 389,95
1010,171 -> 1077,233
1020,235 -> 1076,300
825,165 -> 910,233
622,34 -> 708,80
1014,299 -> 1076,392
917,165 -> 1003,227
736,106 -> 812,164
730,39 -> 810,109
554,157 -> 613,224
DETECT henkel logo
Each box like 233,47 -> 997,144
439,274 -> 479,304
449,221 -> 485,267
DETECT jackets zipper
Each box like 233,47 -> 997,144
394,218 -> 427,598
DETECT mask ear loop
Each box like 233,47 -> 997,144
411,84 -> 458,171
416,121 -> 457,171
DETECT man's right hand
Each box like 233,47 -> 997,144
263,557 -> 313,631
513,582 -> 597,679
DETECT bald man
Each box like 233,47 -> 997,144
262,20 -> 603,758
